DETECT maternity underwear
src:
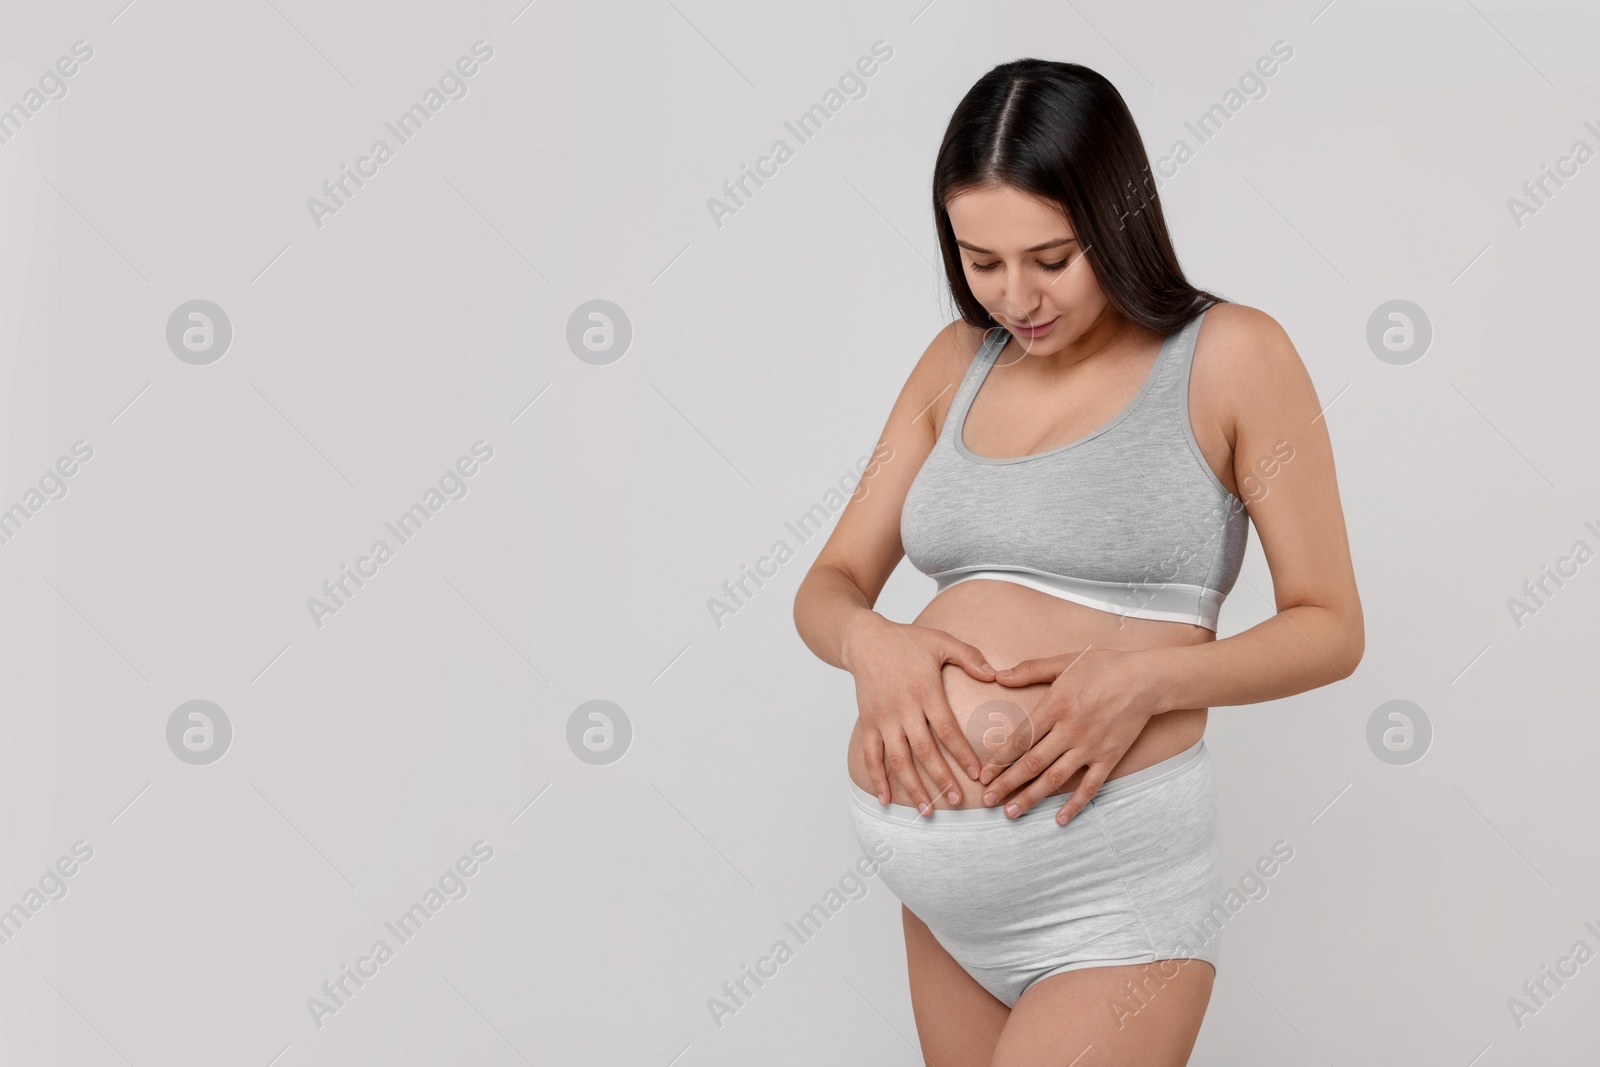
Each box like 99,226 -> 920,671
846,739 -> 1225,1007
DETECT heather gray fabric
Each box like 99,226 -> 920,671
900,305 -> 1250,630
845,740 -> 1225,1007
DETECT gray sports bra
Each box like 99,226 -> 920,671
900,305 -> 1249,631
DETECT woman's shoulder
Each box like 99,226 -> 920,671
1194,301 -> 1296,367
898,317 -> 1000,437
1192,301 -> 1307,392
1191,300 -> 1314,439
925,315 -> 1001,368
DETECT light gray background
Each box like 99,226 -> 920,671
2,0 -> 1598,1063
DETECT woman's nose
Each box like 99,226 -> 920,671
999,296 -> 1042,326
999,271 -> 1041,320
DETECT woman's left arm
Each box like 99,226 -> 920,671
1145,304 -> 1365,706
979,305 -> 1365,822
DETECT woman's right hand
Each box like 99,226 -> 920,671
842,612 -> 997,814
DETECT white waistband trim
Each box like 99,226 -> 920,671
930,566 -> 1223,631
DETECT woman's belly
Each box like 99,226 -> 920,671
847,579 -> 1214,811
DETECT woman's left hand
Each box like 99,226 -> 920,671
977,647 -> 1161,825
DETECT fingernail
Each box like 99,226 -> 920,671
1004,803 -> 1020,817
946,789 -> 961,804
980,661 -> 994,672
967,765 -> 979,779
982,791 -> 997,805
879,792 -> 889,805
919,801 -> 933,816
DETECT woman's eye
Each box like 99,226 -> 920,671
969,258 -> 1070,273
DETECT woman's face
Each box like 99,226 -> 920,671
945,183 -> 1110,352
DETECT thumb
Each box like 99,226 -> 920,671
944,639 -> 997,682
993,655 -> 1067,686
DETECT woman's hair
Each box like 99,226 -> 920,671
932,59 -> 1225,332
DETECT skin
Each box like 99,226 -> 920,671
791,181 -> 1363,1064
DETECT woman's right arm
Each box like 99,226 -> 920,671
792,320 -> 997,813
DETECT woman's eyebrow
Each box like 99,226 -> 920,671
955,237 -> 1078,254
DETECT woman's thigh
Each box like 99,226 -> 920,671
992,959 -> 1215,1067
901,905 -> 1009,1067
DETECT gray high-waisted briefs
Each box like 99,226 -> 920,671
846,738 -> 1225,1008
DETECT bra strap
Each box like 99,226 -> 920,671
942,325 -> 1008,443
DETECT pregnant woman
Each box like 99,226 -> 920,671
791,60 -> 1363,1066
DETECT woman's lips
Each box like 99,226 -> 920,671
1006,317 -> 1057,337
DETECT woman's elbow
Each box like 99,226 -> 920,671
1340,602 -> 1365,678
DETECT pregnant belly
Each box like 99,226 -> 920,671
847,579 -> 1214,811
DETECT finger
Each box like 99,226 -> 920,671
882,730 -> 935,816
975,702 -> 1040,785
992,655 -> 1065,686
922,685 -> 983,781
946,639 -> 998,683
1054,763 -> 1111,826
982,727 -> 1074,808
999,747 -> 1091,819
981,727 -> 1071,807
998,647 -> 1097,686
861,731 -> 891,805
903,715 -> 966,806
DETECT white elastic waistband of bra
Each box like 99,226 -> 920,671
931,566 -> 1224,631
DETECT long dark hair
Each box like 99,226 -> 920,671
933,59 -> 1225,333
